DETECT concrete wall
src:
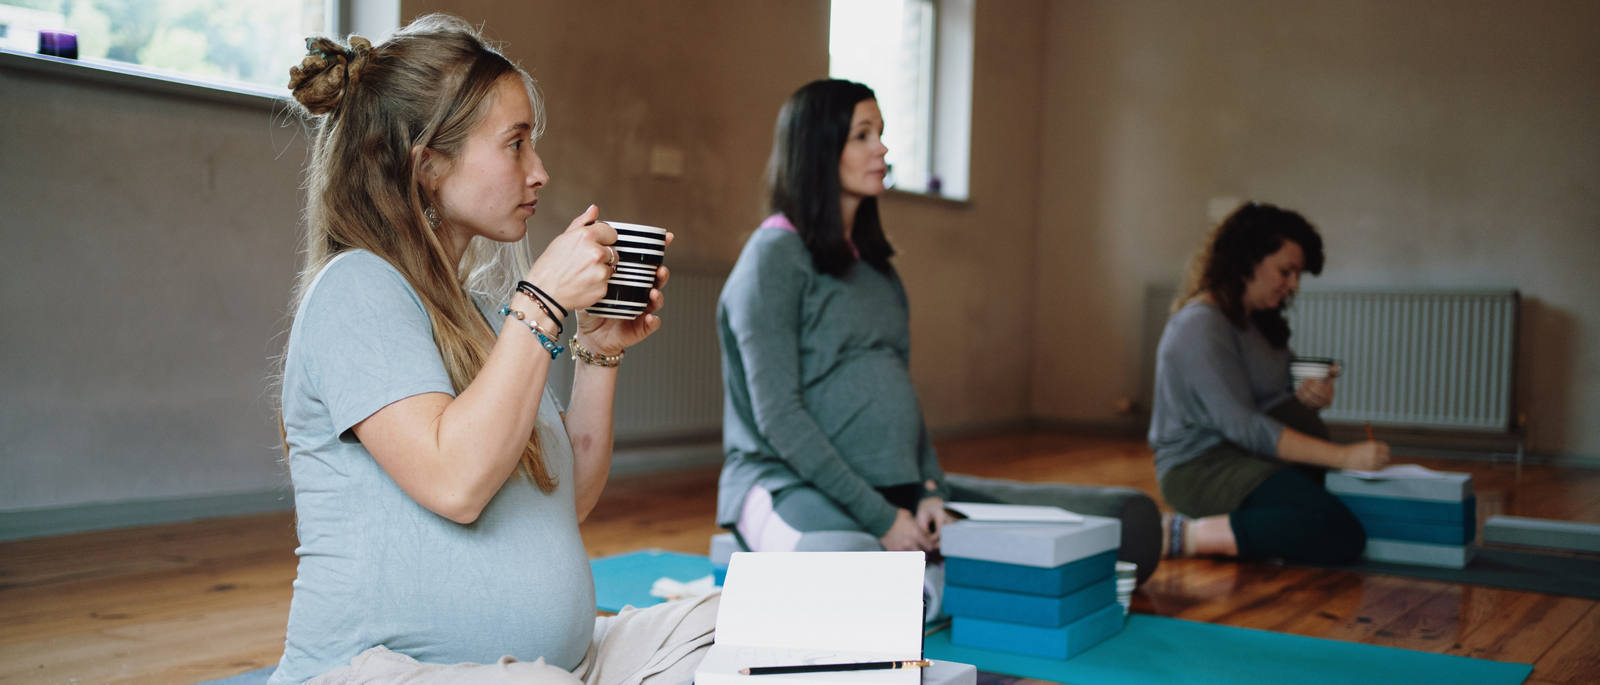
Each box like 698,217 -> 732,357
0,0 -> 1048,515
411,0 -> 1048,430
4,0 -> 1597,521
1030,0 -> 1600,457
1,63 -> 305,511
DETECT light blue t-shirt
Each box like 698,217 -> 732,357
270,250 -> 594,684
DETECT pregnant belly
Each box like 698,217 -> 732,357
806,355 -> 923,453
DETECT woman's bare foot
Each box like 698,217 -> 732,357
1162,512 -> 1239,557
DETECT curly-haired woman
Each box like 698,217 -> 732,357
1151,202 -> 1388,563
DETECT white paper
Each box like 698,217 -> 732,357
945,501 -> 1083,523
694,552 -> 925,684
1339,464 -> 1447,480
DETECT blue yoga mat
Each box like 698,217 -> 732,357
591,550 -> 1532,685
589,549 -> 714,613
924,614 -> 1531,685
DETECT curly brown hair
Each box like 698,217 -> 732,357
1175,202 -> 1325,348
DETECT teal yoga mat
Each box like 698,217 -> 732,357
1295,547 -> 1600,600
589,549 -> 714,613
924,614 -> 1532,685
589,551 -> 1532,685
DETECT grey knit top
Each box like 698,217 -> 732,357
1148,301 -> 1295,480
716,224 -> 949,537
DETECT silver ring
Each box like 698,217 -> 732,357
605,245 -> 618,267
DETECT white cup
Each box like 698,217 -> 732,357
1290,356 -> 1336,383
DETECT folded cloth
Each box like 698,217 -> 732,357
649,574 -> 718,602
577,592 -> 720,685
307,594 -> 720,685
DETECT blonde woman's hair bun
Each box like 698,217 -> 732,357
289,35 -> 373,115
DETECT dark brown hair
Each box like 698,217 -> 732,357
765,79 -> 895,277
1176,202 -> 1325,348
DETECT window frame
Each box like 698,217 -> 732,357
828,0 -> 972,203
0,0 -> 398,107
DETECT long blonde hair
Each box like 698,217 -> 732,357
285,14 -> 556,492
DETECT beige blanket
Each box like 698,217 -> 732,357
309,593 -> 719,685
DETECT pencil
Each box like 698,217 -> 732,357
740,659 -> 932,676
1365,421 -> 1375,441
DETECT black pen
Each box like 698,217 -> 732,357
740,659 -> 932,676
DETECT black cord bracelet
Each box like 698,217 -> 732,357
517,280 -> 568,320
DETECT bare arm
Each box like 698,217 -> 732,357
564,242 -> 674,522
1277,428 -> 1391,471
351,207 -> 618,524
565,356 -> 618,523
353,315 -> 557,523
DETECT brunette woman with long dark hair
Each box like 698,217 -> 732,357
715,80 -> 1164,611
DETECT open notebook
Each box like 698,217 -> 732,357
694,551 -> 927,684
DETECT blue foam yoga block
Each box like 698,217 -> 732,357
944,576 -> 1116,628
709,532 -> 740,565
1363,538 -> 1474,569
941,515 -> 1120,567
952,602 -> 1125,660
1338,494 -> 1475,525
1325,469 -> 1472,502
945,550 -> 1117,597
1357,516 -> 1475,545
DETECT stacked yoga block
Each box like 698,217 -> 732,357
1326,469 -> 1477,569
939,515 -> 1124,659
709,532 -> 739,586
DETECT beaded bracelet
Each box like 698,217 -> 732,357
499,305 -> 564,360
570,337 -> 623,368
516,280 -> 568,320
514,290 -> 563,336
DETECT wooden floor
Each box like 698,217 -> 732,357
3,432 -> 1598,684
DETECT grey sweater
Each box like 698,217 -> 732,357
1148,302 -> 1295,480
716,226 -> 949,537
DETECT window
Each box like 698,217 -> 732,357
829,0 -> 972,200
0,1 -> 398,96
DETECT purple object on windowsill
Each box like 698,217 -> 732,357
39,30 -> 79,59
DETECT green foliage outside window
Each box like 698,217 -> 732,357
2,0 -> 324,90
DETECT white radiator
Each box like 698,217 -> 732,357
1286,290 -> 1519,432
547,270 -> 728,444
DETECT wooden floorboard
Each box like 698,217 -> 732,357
1,431 -> 1596,683
1532,603 -> 1600,684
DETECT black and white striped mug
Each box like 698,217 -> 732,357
588,222 -> 668,320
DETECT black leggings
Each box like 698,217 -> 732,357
1230,466 -> 1366,564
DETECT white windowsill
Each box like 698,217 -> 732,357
887,187 -> 971,208
1,47 -> 285,110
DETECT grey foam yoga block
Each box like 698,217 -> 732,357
1483,515 -> 1600,553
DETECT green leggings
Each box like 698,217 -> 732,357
1161,399 -> 1365,563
